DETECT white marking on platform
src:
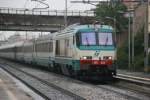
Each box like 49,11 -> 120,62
0,78 -> 18,100
6,89 -> 18,100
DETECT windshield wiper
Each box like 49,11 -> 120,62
105,36 -> 108,46
86,37 -> 90,46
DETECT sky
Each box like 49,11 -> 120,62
0,0 -> 104,40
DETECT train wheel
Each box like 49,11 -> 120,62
68,65 -> 76,77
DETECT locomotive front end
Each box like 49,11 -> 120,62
74,25 -> 116,78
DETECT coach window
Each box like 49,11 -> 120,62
43,42 -> 49,52
49,42 -> 53,52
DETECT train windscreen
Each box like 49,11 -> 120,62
98,33 -> 113,46
78,32 -> 113,46
81,32 -> 96,45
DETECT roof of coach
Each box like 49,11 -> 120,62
35,34 -> 53,41
0,41 -> 24,49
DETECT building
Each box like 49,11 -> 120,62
122,0 -> 140,10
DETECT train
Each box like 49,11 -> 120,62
0,23 -> 117,80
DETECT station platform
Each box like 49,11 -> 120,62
117,69 -> 150,80
0,67 -> 44,100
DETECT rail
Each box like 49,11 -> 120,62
0,63 -> 85,100
116,74 -> 150,87
0,7 -> 95,17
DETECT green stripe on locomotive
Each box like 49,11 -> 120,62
54,57 -> 80,70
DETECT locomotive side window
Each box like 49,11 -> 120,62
55,40 -> 60,55
65,39 -> 69,56
76,33 -> 80,47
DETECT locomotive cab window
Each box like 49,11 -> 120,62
98,32 -> 113,46
76,31 -> 114,46
81,32 -> 96,45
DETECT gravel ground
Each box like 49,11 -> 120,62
21,67 -> 150,100
98,84 -> 150,100
9,63 -> 150,100
1,60 -> 150,100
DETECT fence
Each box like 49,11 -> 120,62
0,7 -> 95,17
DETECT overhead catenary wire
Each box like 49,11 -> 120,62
31,0 -> 49,11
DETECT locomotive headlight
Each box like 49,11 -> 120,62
81,56 -> 92,60
108,56 -> 112,60
83,56 -> 87,59
103,56 -> 112,60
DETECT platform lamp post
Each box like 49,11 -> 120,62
144,0 -> 149,72
128,12 -> 131,71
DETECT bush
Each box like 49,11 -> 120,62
117,40 -> 128,69
134,53 -> 144,71
117,27 -> 144,71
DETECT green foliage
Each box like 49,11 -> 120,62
134,54 -> 144,71
117,27 -> 144,71
95,3 -> 128,33
133,30 -> 144,71
117,39 -> 128,69
134,29 -> 144,56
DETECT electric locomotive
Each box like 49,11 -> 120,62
52,23 -> 116,79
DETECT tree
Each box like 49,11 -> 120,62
95,2 -> 128,33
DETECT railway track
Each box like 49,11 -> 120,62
116,74 -> 150,87
112,74 -> 150,97
0,59 -> 150,100
0,63 -> 85,100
